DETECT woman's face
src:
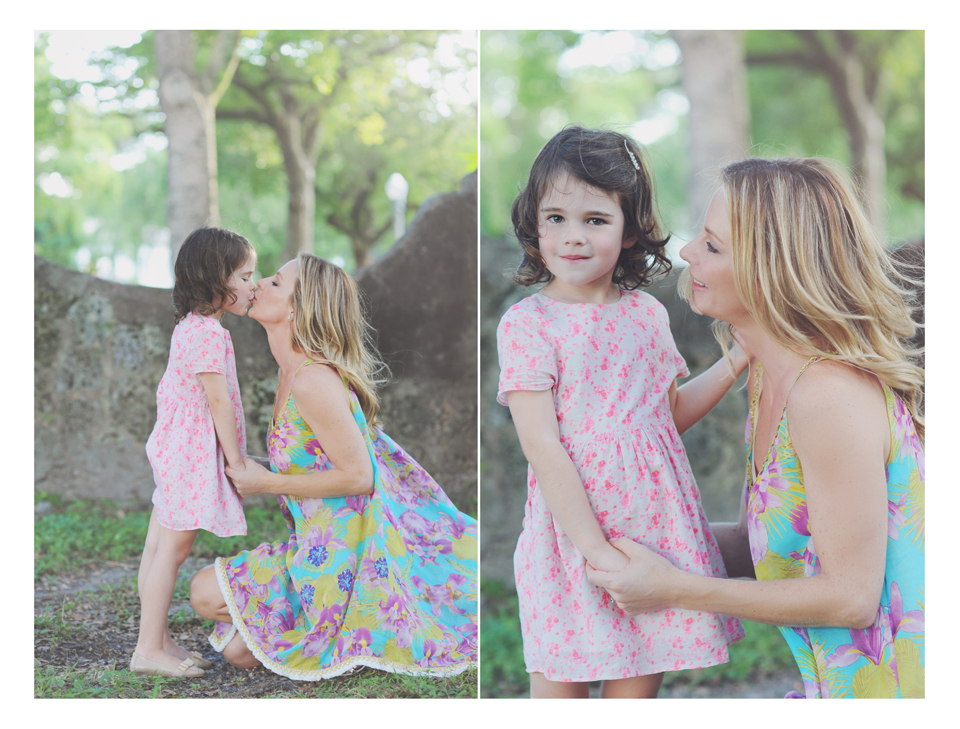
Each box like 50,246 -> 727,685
679,189 -> 750,325
248,259 -> 298,325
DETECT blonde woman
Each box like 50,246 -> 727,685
587,158 -> 924,699
189,253 -> 478,680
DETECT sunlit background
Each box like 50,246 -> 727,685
35,30 -> 478,287
480,30 -> 925,265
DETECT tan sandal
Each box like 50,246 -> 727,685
129,652 -> 205,678
191,651 -> 214,670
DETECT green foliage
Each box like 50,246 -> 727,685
481,29 -> 924,246
33,496 -> 291,577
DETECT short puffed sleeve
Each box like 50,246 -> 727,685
496,303 -> 558,406
649,297 -> 689,381
179,314 -> 227,375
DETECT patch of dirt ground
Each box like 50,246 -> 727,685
34,557 -> 369,698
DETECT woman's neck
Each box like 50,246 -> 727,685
736,320 -> 817,391
264,323 -> 309,376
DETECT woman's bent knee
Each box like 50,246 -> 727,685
189,564 -> 221,619
223,636 -> 260,669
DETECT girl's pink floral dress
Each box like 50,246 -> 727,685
145,312 -> 246,537
497,290 -> 743,681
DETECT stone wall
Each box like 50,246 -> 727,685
34,173 -> 478,513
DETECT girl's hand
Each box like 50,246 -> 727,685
585,538 -> 682,615
585,543 -> 630,573
225,457 -> 271,498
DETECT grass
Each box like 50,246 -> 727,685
34,494 -> 478,698
479,578 -> 797,697
34,492 -> 290,577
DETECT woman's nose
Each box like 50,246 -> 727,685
679,240 -> 693,264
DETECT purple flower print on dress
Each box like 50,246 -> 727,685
888,493 -> 907,540
753,445 -> 791,514
292,524 -> 347,569
357,543 -> 384,587
747,506 -> 768,565
268,428 -> 293,473
338,568 -> 355,593
300,609 -> 342,658
300,584 -> 315,606
377,591 -> 421,649
888,581 -> 924,640
337,627 -> 375,658
334,495 -> 369,519
411,574 -> 469,617
398,510 -> 453,565
825,610 -> 888,669
437,511 -> 473,541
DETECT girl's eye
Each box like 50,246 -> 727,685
587,217 -> 607,226
706,240 -> 719,254
546,214 -> 563,223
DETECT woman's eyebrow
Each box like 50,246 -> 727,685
704,225 -> 725,242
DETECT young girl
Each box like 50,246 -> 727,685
497,127 -> 746,698
130,227 -> 257,678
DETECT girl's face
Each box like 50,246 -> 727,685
679,190 -> 750,325
221,253 -> 258,318
248,259 -> 298,325
537,173 -> 635,299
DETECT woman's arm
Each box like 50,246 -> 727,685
507,389 -> 628,572
227,364 -> 374,498
589,364 -> 889,629
198,372 -> 244,470
669,343 -> 749,435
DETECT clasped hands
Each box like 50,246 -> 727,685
585,538 -> 680,616
225,456 -> 272,498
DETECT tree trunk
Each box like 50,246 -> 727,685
155,30 -> 218,266
275,113 -> 316,262
826,32 -> 887,238
671,30 -> 751,230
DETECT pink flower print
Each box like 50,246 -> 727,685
301,607 -> 343,658
436,511 -> 474,540
789,502 -> 810,536
888,493 -> 908,540
335,495 -> 369,519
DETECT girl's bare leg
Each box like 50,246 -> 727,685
189,565 -> 261,668
134,522 -> 198,668
529,672 -> 590,699
137,511 -> 195,661
599,673 -> 664,698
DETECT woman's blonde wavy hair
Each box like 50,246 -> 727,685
684,157 -> 924,442
290,253 -> 389,429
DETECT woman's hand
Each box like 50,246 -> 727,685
585,538 -> 683,615
225,457 -> 273,498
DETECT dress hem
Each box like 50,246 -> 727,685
210,556 -> 476,681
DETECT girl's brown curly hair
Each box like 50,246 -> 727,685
510,126 -> 671,289
172,227 -> 255,322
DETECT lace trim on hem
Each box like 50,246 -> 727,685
209,557 -> 476,682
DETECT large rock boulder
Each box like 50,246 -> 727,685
34,173 -> 478,513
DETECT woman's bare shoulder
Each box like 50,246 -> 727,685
788,359 -> 888,452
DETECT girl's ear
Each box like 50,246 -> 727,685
621,234 -> 638,249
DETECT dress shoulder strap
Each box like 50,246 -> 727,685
788,355 -> 823,393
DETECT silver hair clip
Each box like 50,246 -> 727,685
624,140 -> 640,171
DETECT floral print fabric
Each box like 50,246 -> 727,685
209,362 -> 478,680
146,312 -> 246,537
497,290 -> 743,682
745,361 -> 925,698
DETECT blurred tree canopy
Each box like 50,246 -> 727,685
35,30 -> 478,282
480,29 -> 923,248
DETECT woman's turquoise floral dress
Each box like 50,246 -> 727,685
746,359 -> 924,698
209,361 -> 478,680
